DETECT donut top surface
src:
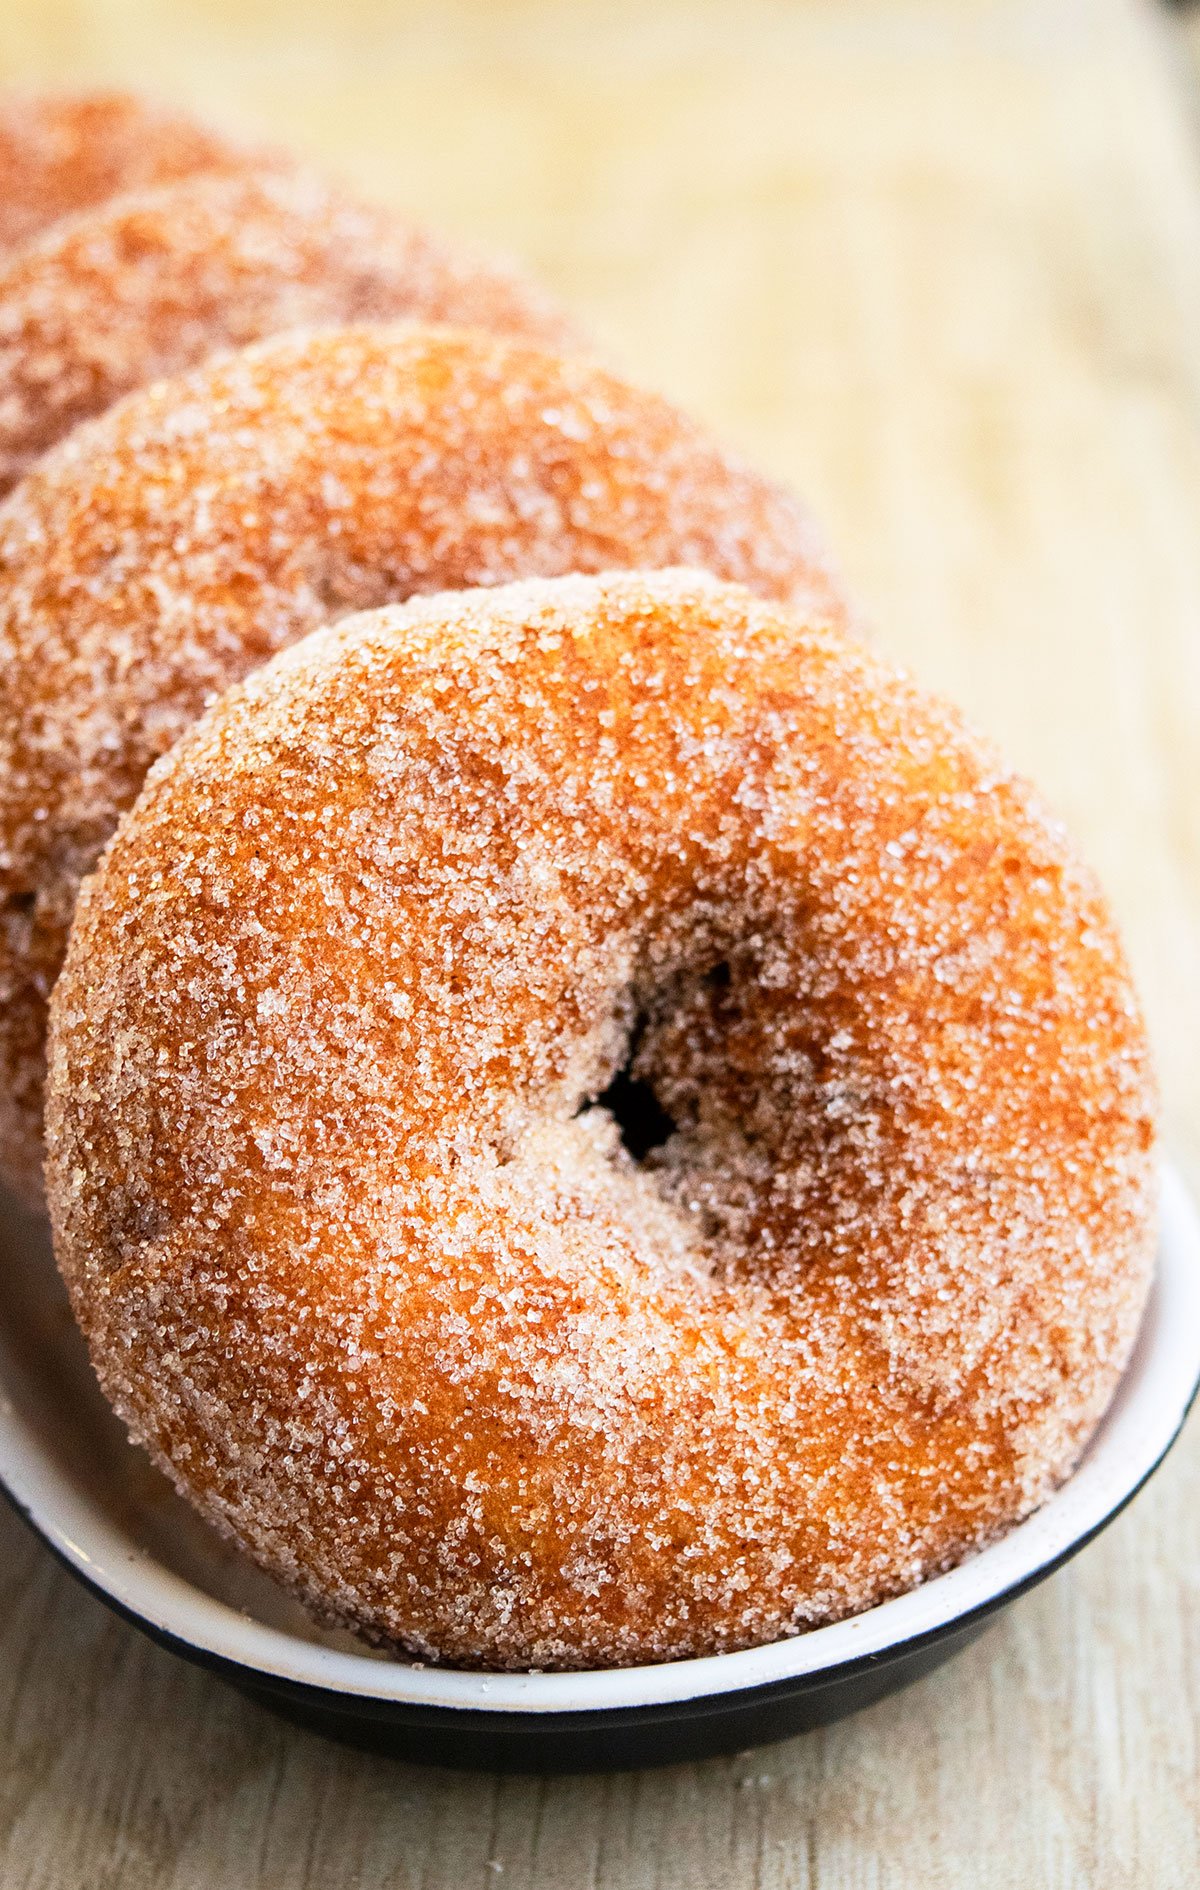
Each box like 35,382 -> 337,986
0,166 -> 580,496
46,570 -> 1157,1669
0,89 -> 275,254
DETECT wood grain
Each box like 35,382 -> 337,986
1,0 -> 1199,1883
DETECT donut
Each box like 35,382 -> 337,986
45,569 -> 1157,1670
0,326 -> 840,1203
0,89 -> 275,255
0,167 -> 580,496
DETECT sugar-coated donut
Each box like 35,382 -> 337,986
0,326 -> 839,1202
46,569 -> 1156,1671
0,89 -> 274,254
0,167 -> 579,496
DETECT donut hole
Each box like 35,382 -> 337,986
587,936 -> 882,1282
572,949 -> 786,1264
574,956 -> 735,1172
590,1057 -> 676,1163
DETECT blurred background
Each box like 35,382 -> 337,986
1,1 -> 1198,1885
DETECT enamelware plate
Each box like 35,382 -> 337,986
2,1165 -> 1197,1773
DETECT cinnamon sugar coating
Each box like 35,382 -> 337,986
0,167 -> 580,496
0,90 -> 276,255
0,326 -> 839,1201
46,569 -> 1157,1671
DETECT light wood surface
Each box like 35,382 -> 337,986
2,0 -> 1199,1883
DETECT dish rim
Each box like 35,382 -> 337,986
1,1162 -> 1197,1719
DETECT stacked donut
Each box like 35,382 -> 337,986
0,91 -> 1156,1670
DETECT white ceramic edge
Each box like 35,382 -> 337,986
1,1163 -> 1197,1717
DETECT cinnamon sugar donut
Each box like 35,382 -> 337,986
45,569 -> 1157,1671
0,90 -> 274,255
0,167 -> 579,496
0,325 -> 840,1202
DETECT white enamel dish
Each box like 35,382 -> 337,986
2,1165 -> 1197,1772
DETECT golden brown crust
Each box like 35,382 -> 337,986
46,569 -> 1157,1670
0,167 -> 581,497
0,89 -> 275,254
0,326 -> 840,1201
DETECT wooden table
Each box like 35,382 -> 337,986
2,0 -> 1199,1882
